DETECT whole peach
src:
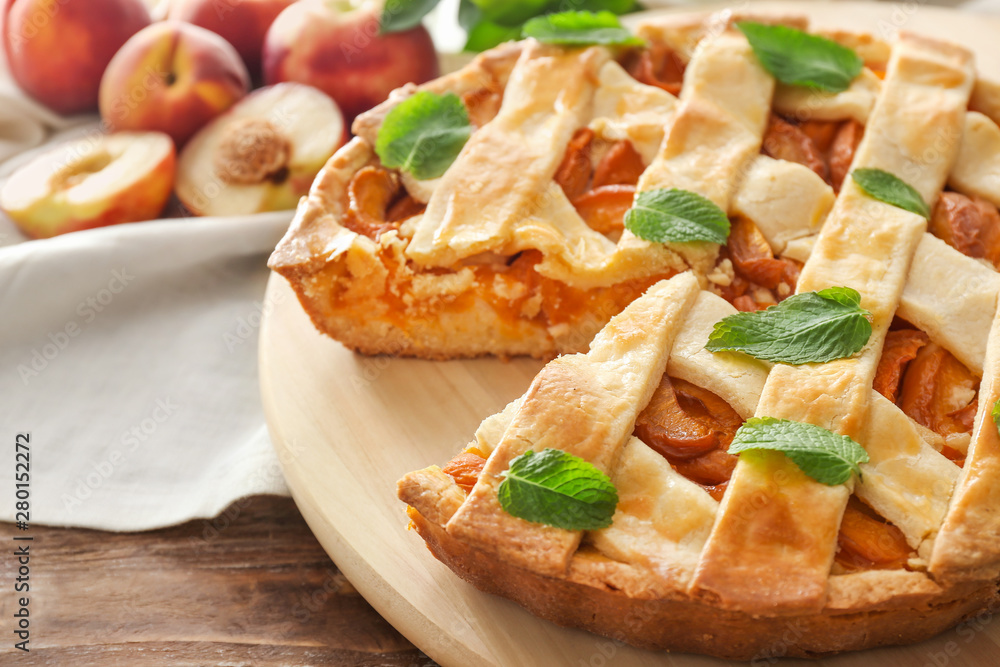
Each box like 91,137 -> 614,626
168,0 -> 296,80
3,0 -> 151,114
99,20 -> 251,146
262,0 -> 439,122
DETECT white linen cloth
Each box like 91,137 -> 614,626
0,7 -> 293,530
0,209 -> 294,530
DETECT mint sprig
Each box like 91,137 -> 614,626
497,448 -> 618,530
729,417 -> 869,485
380,0 -> 442,34
851,168 -> 931,220
705,287 -> 873,364
624,188 -> 730,245
736,21 -> 863,93
522,10 -> 644,47
375,91 -> 472,180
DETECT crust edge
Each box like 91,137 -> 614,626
406,505 -> 1000,661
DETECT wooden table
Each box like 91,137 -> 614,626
0,496 -> 435,666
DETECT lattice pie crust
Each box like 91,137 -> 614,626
385,11 -> 1000,660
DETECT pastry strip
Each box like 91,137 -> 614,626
666,291 -> 770,419
772,68 -> 882,125
730,155 -> 835,255
406,43 -> 609,267
691,186 -> 926,612
637,31 -> 773,212
897,233 -> 1000,375
855,394 -> 960,561
691,33 -> 974,612
948,111 -> 1000,208
589,60 -> 679,165
930,296 -> 1000,582
445,273 -> 701,576
587,436 -> 719,585
849,33 -> 974,206
775,232 -> 1000,375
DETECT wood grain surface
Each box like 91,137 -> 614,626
0,496 -> 435,666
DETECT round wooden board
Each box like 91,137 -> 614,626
260,4 -> 1000,665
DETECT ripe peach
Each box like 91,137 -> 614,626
3,0 -> 151,114
262,0 -> 439,121
99,20 -> 250,146
168,0 -> 296,80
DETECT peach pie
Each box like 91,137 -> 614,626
389,11 -> 1000,660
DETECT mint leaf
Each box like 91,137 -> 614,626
470,0 -> 550,26
705,287 -> 872,364
736,22 -> 862,93
522,10 -> 644,47
729,417 -> 869,485
464,19 -> 523,51
376,91 -> 472,180
380,0 -> 442,33
498,448 -> 618,530
625,188 -> 730,245
992,398 -> 1000,434
851,168 -> 931,220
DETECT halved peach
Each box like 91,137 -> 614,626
175,83 -> 345,216
0,131 -> 175,239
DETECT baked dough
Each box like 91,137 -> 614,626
398,19 -> 1000,659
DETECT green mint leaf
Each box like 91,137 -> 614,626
464,19 -> 524,51
992,398 -> 1000,434
575,0 -> 640,13
736,21 -> 863,93
470,0 -> 550,26
498,448 -> 618,530
705,287 -> 873,364
729,417 -> 870,485
380,0 -> 442,33
625,188 -> 730,245
851,168 -> 931,220
375,91 -> 472,180
458,0 -> 484,30
522,10 -> 644,47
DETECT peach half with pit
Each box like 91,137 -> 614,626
176,83 -> 345,216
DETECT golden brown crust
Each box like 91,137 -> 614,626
407,506 -> 999,660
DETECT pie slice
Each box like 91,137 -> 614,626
396,14 -> 1000,659
268,13 -> 851,359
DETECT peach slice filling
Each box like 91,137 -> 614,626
621,43 -> 686,96
874,325 -> 979,468
553,127 -> 646,239
763,114 -> 865,194
930,191 -> 1000,269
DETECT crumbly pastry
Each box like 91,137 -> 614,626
393,12 -> 1000,660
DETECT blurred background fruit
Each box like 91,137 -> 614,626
176,83 -> 345,216
262,0 -> 439,122
3,0 -> 152,114
0,132 -> 175,238
99,20 -> 251,146
168,0 -> 297,82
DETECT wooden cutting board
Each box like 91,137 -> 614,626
260,4 -> 1000,665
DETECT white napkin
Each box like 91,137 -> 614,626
0,211 -> 293,531
0,18 -> 293,532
